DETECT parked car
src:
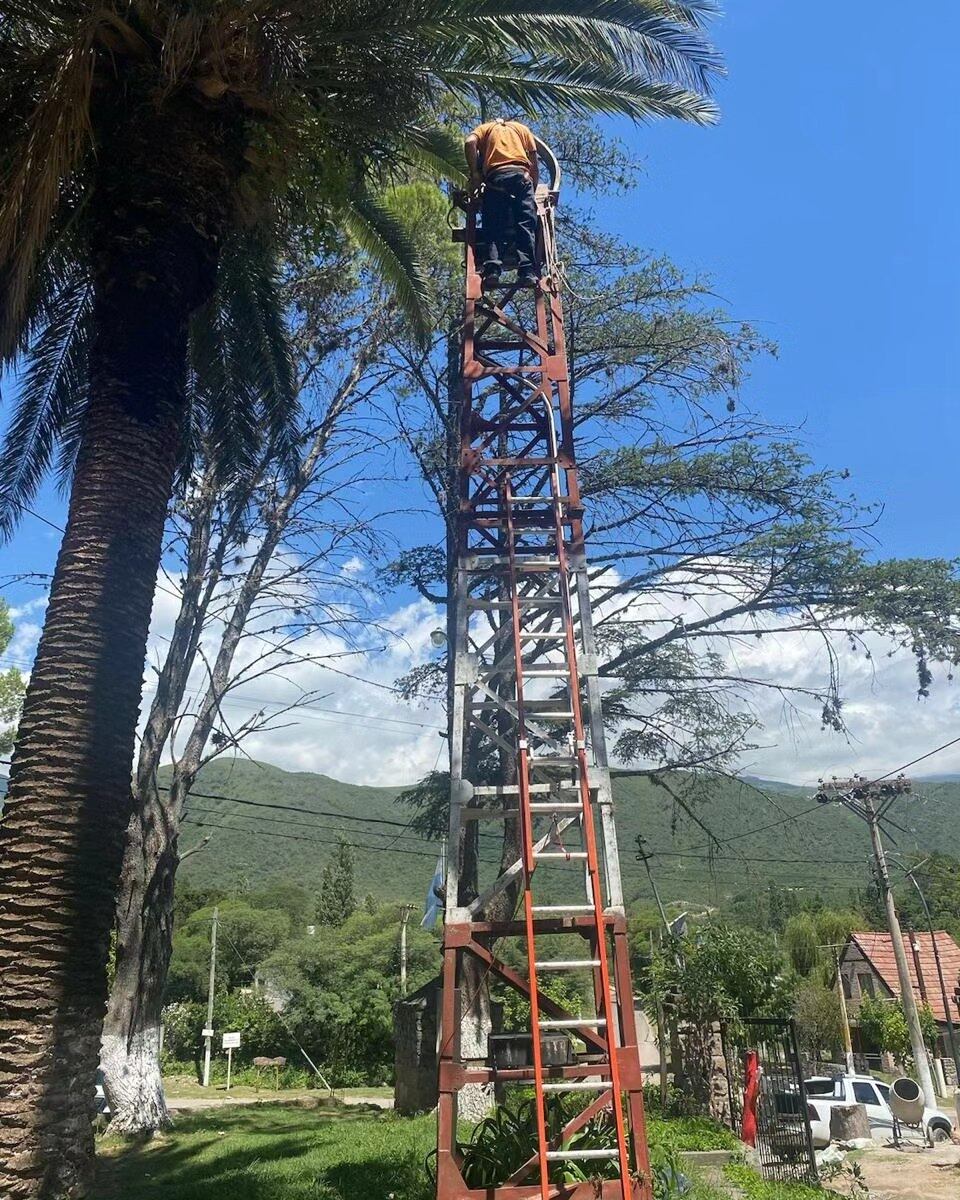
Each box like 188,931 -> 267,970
803,1073 -> 954,1146
768,1089 -> 821,1161
95,1068 -> 110,1118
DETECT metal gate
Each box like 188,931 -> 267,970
721,1017 -> 818,1185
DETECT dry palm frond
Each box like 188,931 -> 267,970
0,29 -> 96,355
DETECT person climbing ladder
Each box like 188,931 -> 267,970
464,116 -> 540,288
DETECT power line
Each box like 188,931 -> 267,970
162,784 -> 416,830
181,813 -> 501,866
187,796 -> 433,848
680,803 -> 825,855
645,850 -> 867,867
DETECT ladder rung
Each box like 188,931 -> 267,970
539,1018 -> 606,1029
511,496 -> 569,505
473,783 -> 590,796
523,667 -> 570,677
533,851 -> 588,860
537,959 -> 601,971
532,905 -> 594,915
542,1081 -> 610,1093
545,1150 -> 618,1162
529,802 -> 582,812
518,631 -> 566,639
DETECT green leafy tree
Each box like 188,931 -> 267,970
784,914 -> 820,977
647,923 -> 790,1112
166,900 -> 291,1001
793,980 -> 844,1063
262,903 -> 438,1082
858,996 -> 939,1069
0,601 -> 25,753
0,6 -> 721,1185
316,841 -> 357,928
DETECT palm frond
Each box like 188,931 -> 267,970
306,0 -> 721,90
0,31 -> 96,355
434,58 -> 720,124
188,230 -> 299,486
422,2 -> 724,91
339,188 -> 432,344
393,125 -> 467,183
0,266 -> 92,540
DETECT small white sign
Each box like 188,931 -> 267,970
202,1027 -> 214,1038
222,1031 -> 241,1050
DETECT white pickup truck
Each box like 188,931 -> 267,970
803,1073 -> 954,1147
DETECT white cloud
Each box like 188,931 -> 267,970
8,568 -> 959,790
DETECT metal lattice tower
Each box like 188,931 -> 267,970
435,142 -> 652,1200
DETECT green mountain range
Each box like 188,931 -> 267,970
167,760 -> 960,913
3,762 -> 955,913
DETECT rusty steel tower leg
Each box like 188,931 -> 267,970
436,151 -> 652,1200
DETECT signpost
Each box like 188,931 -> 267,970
222,1031 -> 241,1090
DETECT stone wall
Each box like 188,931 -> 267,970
394,978 -> 441,1116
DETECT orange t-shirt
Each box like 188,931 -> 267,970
471,120 -> 536,176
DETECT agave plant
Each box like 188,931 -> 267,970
0,0 -> 719,1193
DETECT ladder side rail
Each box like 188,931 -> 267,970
541,401 -> 632,1198
546,286 -> 624,911
503,476 -> 551,1199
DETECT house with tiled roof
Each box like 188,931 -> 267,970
839,930 -> 960,1084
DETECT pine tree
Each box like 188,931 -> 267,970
316,841 -> 357,927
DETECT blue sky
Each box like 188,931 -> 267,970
604,3 -> 960,562
3,3 -> 959,783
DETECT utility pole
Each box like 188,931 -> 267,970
636,836 -> 670,935
822,944 -> 855,1074
816,778 -> 937,1109
399,904 -> 415,997
902,863 -> 960,1083
649,930 -> 669,1110
202,906 -> 219,1088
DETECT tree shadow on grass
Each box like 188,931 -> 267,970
94,1104 -> 428,1200
319,1151 -> 434,1200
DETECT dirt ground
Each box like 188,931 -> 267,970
836,1142 -> 960,1200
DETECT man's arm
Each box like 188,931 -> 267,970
464,134 -> 482,189
524,130 -> 539,187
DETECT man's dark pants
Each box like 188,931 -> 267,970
481,167 -> 537,275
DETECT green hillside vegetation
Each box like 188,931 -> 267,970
167,759 -> 959,919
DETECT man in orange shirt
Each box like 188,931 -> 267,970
464,117 -> 540,287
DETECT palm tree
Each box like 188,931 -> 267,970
0,0 -> 720,1192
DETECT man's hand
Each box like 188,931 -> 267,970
468,171 -> 483,193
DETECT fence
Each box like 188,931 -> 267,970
720,1016 -> 818,1185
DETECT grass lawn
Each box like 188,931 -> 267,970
95,1103 -> 434,1200
161,1073 -> 394,1104
95,1100 -> 824,1200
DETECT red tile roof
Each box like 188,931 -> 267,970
849,931 -> 960,1024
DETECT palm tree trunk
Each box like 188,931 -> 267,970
0,104 -> 227,1192
0,312 -> 186,1197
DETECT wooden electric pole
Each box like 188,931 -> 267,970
636,836 -> 670,935
823,944 -> 855,1074
816,777 -> 937,1109
202,906 -> 219,1088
